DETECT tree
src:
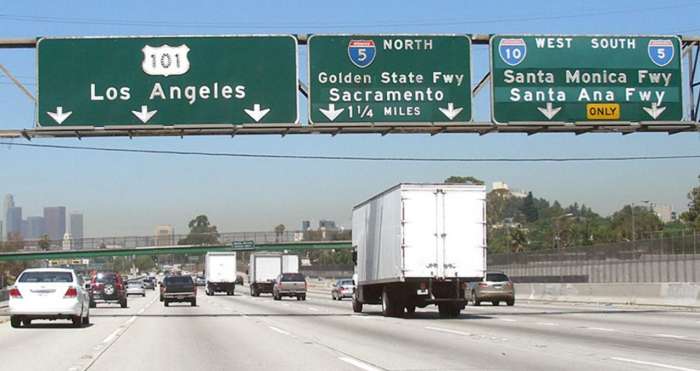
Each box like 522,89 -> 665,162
610,205 -> 663,241
680,175 -> 700,227
274,224 -> 286,242
520,192 -> 539,223
134,256 -> 156,272
444,176 -> 484,185
38,234 -> 51,251
178,215 -> 219,245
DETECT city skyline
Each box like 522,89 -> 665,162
2,194 -> 84,241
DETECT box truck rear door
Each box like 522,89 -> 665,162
442,189 -> 487,278
402,188 -> 440,277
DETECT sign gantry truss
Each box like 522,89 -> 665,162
0,35 -> 699,139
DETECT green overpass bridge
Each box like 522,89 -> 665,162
0,241 -> 352,262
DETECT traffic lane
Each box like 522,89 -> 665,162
220,289 -> 612,370
309,287 -> 700,337
463,301 -> 700,338
0,289 -> 158,371
89,288 -> 358,371
257,290 -> 700,370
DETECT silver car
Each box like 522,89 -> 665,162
469,272 -> 515,306
126,281 -> 146,297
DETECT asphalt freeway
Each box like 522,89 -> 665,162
1,286 -> 700,371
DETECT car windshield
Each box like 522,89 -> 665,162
486,273 -> 509,282
18,271 -> 74,283
165,276 -> 193,284
281,273 -> 305,282
95,273 -> 117,283
339,280 -> 354,286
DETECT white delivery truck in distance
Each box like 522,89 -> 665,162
205,252 -> 237,296
249,253 -> 283,296
352,183 -> 487,318
282,254 -> 299,273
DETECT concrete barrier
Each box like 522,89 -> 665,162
516,283 -> 700,307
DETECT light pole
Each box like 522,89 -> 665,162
554,213 -> 574,283
631,200 -> 650,244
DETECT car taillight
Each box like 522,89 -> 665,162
116,283 -> 123,290
64,287 -> 78,298
419,282 -> 427,290
304,281 -> 307,289
9,287 -> 22,299
479,283 -> 488,288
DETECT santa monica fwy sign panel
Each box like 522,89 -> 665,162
308,35 -> 471,124
37,36 -> 299,127
490,35 -> 682,124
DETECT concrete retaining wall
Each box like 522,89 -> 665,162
516,283 -> 700,307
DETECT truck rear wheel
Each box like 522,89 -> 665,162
352,294 -> 363,313
381,288 -> 402,318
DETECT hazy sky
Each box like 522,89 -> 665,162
1,0 -> 699,237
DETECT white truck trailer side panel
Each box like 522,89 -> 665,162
353,184 -> 486,283
250,255 -> 282,283
282,255 -> 299,273
205,252 -> 237,283
353,187 -> 402,282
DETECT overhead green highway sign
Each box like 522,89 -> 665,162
37,35 -> 299,127
308,35 -> 472,124
490,35 -> 683,124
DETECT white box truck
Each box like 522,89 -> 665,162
205,252 -> 237,296
249,253 -> 283,296
282,254 -> 299,273
351,183 -> 487,318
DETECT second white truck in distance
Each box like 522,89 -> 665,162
205,252 -> 237,296
352,183 -> 487,318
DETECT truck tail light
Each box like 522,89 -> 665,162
9,287 -> 22,299
479,283 -> 488,288
64,287 -> 78,298
506,282 -> 513,288
304,281 -> 307,290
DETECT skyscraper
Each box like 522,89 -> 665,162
44,206 -> 66,241
27,216 -> 46,240
70,213 -> 84,248
2,194 -> 15,241
6,206 -> 22,239
155,225 -> 174,246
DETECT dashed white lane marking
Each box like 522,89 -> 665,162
425,326 -> 472,336
126,316 -> 137,325
102,328 -> 121,344
499,318 -> 516,322
585,327 -> 616,332
307,306 -> 320,312
338,356 -> 384,371
611,357 -> 699,371
137,308 -> 145,314
537,322 -> 558,326
654,334 -> 687,339
268,326 -> 291,336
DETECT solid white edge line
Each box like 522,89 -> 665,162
268,326 -> 291,336
338,356 -> 384,371
611,357 -> 699,371
499,318 -> 516,322
307,306 -> 320,311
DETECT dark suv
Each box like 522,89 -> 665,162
89,272 -> 127,308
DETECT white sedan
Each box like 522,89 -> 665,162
126,281 -> 146,297
9,268 -> 90,328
